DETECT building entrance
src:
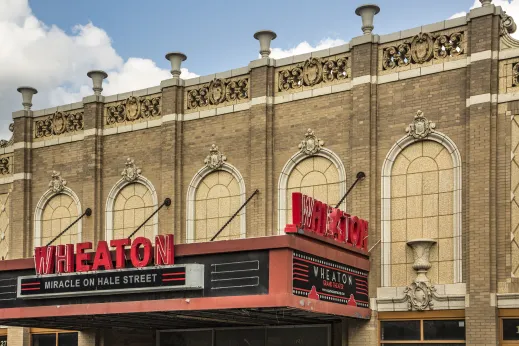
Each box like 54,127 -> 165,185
159,325 -> 330,346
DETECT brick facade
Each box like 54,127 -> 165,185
3,3 -> 519,345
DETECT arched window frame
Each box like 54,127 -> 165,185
105,175 -> 158,243
186,163 -> 246,243
277,148 -> 347,234
381,131 -> 462,287
34,187 -> 82,247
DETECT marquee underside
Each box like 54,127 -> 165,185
0,308 -> 341,330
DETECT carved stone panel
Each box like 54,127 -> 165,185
379,28 -> 467,74
104,94 -> 162,127
34,110 -> 84,139
499,58 -> 519,94
275,54 -> 351,94
0,155 -> 12,176
185,76 -> 249,113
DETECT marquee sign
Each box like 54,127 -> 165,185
285,193 -> 369,251
17,234 -> 205,299
292,251 -> 369,308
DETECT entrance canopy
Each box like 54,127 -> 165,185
0,233 -> 370,330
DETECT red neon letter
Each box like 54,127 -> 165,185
155,234 -> 174,265
289,192 -> 302,231
75,242 -> 93,272
110,238 -> 130,269
55,244 -> 74,273
34,246 -> 56,275
311,200 -> 324,235
130,237 -> 152,267
92,241 -> 114,270
357,219 -> 369,251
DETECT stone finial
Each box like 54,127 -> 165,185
253,30 -> 277,58
121,158 -> 141,182
16,86 -> 38,111
299,129 -> 324,155
355,4 -> 380,35
204,144 -> 226,170
87,70 -> 108,96
406,110 -> 436,139
165,52 -> 187,79
480,0 -> 492,6
49,171 -> 66,194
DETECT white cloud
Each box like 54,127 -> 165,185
268,38 -> 347,60
0,0 -> 197,140
450,0 -> 519,38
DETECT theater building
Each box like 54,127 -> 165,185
4,1 -> 519,345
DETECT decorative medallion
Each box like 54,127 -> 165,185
382,31 -> 464,70
125,96 -> 140,122
277,55 -> 350,92
406,110 -> 436,139
121,158 -> 142,182
35,111 -> 84,139
0,157 -> 10,175
49,171 -> 66,194
186,77 -> 249,111
204,144 -> 227,170
299,129 -> 324,155
404,281 -> 436,311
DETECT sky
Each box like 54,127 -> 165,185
0,0 -> 516,139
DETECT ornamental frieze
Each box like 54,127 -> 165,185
185,77 -> 249,112
105,94 -> 162,126
380,30 -> 465,72
0,156 -> 12,175
275,54 -> 351,93
34,111 -> 84,139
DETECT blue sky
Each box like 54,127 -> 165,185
29,0 -> 475,76
0,0 -> 503,138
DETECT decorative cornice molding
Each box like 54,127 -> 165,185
204,144 -> 227,170
121,158 -> 142,182
48,171 -> 66,194
298,129 -> 324,155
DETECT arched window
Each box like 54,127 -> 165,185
186,146 -> 246,243
34,172 -> 82,247
278,147 -> 346,234
381,125 -> 462,287
105,159 -> 158,242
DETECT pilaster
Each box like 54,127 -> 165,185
7,327 -> 30,346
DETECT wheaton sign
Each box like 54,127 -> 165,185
18,234 -> 204,299
285,193 -> 369,252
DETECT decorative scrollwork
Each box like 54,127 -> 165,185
48,171 -> 66,194
0,157 -> 10,175
35,111 -> 84,139
0,123 -> 14,148
512,63 -> 519,87
121,158 -> 142,182
204,144 -> 227,170
382,31 -> 464,70
105,95 -> 162,125
404,281 -> 436,311
406,110 -> 436,139
298,129 -> 324,155
278,56 -> 350,92
186,78 -> 249,110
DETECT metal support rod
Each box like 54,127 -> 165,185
335,171 -> 366,209
211,189 -> 259,242
128,198 -> 172,239
46,208 -> 92,246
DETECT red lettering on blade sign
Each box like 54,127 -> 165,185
55,244 -> 74,273
33,234 -> 176,275
130,237 -> 152,267
285,192 -> 369,252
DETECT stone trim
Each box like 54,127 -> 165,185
381,132 -> 463,287
0,146 -> 14,155
105,174 -> 159,243
102,86 -> 162,103
497,293 -> 519,308
277,148 -> 346,234
466,93 -> 498,107
185,163 -> 246,243
32,102 -> 83,118
33,186 -> 82,247
375,283 -> 467,312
